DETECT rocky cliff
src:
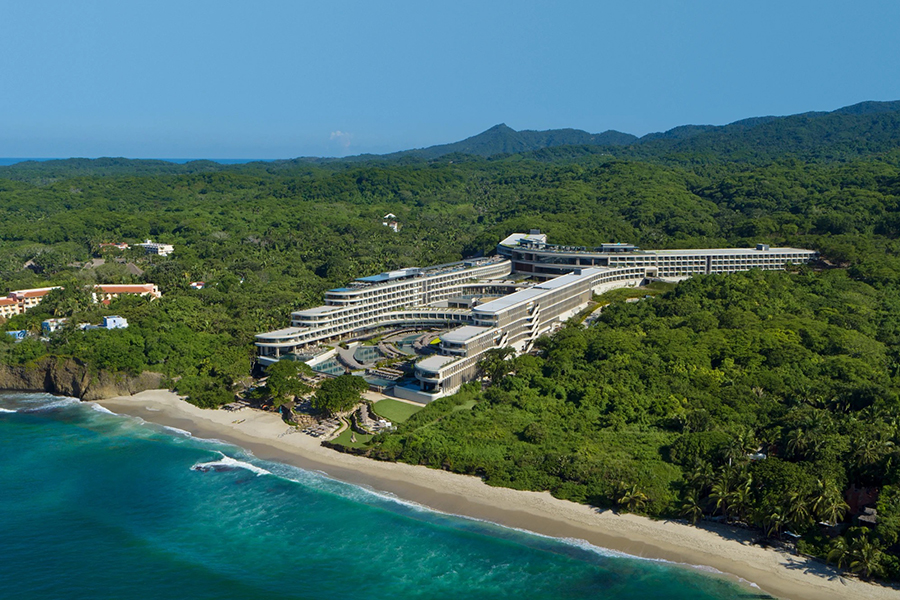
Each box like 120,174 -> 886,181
0,358 -> 164,400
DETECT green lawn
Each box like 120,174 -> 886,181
593,280 -> 676,306
452,399 -> 477,411
373,399 -> 423,423
331,428 -> 373,448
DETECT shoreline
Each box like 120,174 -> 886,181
96,389 -> 900,600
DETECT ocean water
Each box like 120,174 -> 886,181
0,393 -> 767,600
0,158 -> 270,166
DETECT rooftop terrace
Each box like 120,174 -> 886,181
511,238 -> 812,257
327,255 -> 507,293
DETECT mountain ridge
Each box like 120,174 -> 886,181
2,100 -> 900,177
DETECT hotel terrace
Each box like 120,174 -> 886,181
256,233 -> 818,403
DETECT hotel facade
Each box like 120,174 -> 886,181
256,233 -> 818,402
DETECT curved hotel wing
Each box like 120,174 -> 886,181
255,257 -> 514,364
257,234 -> 817,403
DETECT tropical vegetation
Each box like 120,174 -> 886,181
3,101 -> 900,580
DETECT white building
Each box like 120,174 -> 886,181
382,214 -> 400,232
100,315 -> 129,329
137,240 -> 174,256
258,234 -> 818,403
501,236 -> 816,280
42,318 -> 68,334
255,257 -> 513,364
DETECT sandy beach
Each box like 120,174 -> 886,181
97,389 -> 900,600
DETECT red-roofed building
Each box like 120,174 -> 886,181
0,297 -> 19,319
0,287 -> 62,318
92,284 -> 161,303
99,242 -> 130,251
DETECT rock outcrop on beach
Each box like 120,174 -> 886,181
0,357 -> 163,400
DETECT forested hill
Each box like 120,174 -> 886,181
4,116 -> 900,580
381,124 -> 638,159
378,99 -> 900,163
627,100 -> 900,162
3,100 -> 899,181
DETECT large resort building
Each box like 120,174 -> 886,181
256,233 -> 818,403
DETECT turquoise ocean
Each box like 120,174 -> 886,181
0,393 -> 769,599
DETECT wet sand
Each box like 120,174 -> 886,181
97,390 -> 900,600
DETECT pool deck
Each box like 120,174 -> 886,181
337,346 -> 367,370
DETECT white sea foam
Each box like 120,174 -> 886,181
20,397 -> 80,412
309,475 -> 760,590
552,533 -> 764,592
0,407 -> 17,413
89,403 -> 117,415
191,453 -> 272,476
345,484 -> 435,513
162,426 -> 192,437
144,413 -> 759,593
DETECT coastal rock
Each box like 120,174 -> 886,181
0,357 -> 163,400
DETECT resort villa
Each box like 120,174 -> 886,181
256,233 -> 818,403
92,284 -> 162,304
137,240 -> 175,256
0,287 -> 62,319
0,284 -> 162,320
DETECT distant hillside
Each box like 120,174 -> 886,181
0,157 -> 227,180
369,100 -> 900,163
630,100 -> 900,161
387,124 -> 637,160
2,100 -> 899,180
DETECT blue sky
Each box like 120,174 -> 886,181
1,1 -> 898,158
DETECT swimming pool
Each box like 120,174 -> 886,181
363,376 -> 397,388
312,358 -> 346,376
353,345 -> 385,364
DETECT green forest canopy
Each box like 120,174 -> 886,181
3,113 -> 900,579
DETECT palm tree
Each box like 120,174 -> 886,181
786,490 -> 813,532
813,482 -> 849,526
617,484 -> 649,512
827,536 -> 851,569
849,536 -> 885,579
478,347 -> 516,384
681,489 -> 704,525
727,427 -> 757,464
764,506 -> 786,537
689,460 -> 715,493
727,474 -> 753,522
784,427 -> 808,459
854,439 -> 884,468
709,469 -> 737,517
821,496 -> 850,527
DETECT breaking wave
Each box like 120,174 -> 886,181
191,453 -> 272,477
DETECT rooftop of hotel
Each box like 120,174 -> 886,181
256,327 -> 303,340
472,287 -> 547,315
508,237 -> 814,256
440,325 -> 492,344
473,268 -> 605,315
293,305 -> 343,316
94,284 -> 157,292
327,256 -> 507,293
647,247 -> 815,256
416,355 -> 457,372
498,232 -> 548,248
9,287 -> 61,298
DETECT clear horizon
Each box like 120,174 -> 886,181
1,1 -> 898,159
